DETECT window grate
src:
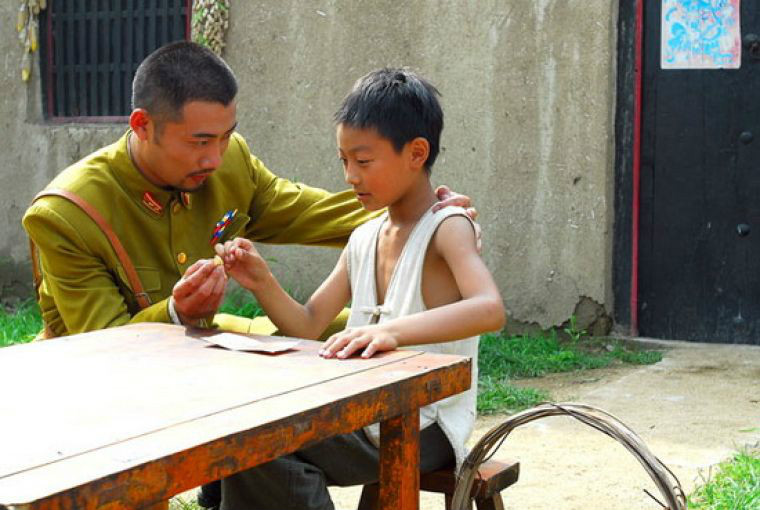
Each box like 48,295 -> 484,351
40,0 -> 191,121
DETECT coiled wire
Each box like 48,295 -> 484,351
451,402 -> 687,510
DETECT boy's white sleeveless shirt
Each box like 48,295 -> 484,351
345,205 -> 479,470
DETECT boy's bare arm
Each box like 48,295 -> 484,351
321,216 -> 505,359
221,239 -> 351,339
298,251 -> 352,337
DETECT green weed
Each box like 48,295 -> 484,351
478,331 -> 662,380
688,450 -> 760,510
563,314 -> 587,343
477,375 -> 549,415
218,287 -> 264,318
169,496 -> 203,510
0,300 -> 42,347
475,330 -> 663,414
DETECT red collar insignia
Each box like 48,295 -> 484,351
142,191 -> 163,215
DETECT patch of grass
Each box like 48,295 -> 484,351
476,330 -> 663,414
218,287 -> 264,318
477,375 -> 549,415
478,331 -> 663,380
688,450 -> 760,510
169,496 -> 203,510
0,300 -> 42,347
608,343 -> 664,365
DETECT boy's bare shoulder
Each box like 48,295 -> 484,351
431,213 -> 478,254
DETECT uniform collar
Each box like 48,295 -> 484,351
111,130 -> 191,217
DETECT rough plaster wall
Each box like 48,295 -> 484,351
226,1 -> 617,328
0,1 -> 618,330
0,2 -> 123,299
0,4 -> 126,300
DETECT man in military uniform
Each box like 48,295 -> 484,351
23,41 -> 474,509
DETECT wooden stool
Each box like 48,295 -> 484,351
357,458 -> 520,510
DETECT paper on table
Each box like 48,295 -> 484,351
202,332 -> 300,353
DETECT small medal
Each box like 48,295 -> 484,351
210,209 -> 238,244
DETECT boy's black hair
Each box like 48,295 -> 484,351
132,41 -> 237,127
335,68 -> 443,172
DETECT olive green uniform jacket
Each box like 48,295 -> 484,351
23,131 -> 371,337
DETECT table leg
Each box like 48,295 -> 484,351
378,409 -> 420,510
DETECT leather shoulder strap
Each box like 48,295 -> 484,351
29,188 -> 152,310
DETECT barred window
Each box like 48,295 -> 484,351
39,1 -> 191,121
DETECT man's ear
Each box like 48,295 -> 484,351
408,137 -> 430,171
129,109 -> 152,141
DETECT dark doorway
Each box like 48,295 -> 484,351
635,1 -> 760,344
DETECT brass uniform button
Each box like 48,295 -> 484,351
172,202 -> 181,214
177,252 -> 187,264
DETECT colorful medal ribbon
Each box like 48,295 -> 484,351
210,209 -> 237,245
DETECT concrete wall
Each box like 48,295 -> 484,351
0,1 -> 618,332
0,5 -> 125,300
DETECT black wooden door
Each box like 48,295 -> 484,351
639,2 -> 760,344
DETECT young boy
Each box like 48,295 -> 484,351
217,68 -> 505,510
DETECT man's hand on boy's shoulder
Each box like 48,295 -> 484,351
432,185 -> 482,252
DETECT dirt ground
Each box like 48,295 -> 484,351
327,338 -> 760,509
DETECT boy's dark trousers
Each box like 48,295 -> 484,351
223,425 -> 452,510
197,481 -> 221,509
199,424 -> 453,510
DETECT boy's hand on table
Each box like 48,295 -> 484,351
319,325 -> 399,359
215,238 -> 272,293
432,185 -> 482,252
172,259 -> 227,325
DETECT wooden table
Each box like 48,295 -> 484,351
0,323 -> 471,510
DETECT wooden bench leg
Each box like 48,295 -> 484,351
475,493 -> 504,510
361,457 -> 515,510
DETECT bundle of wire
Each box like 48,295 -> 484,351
451,402 -> 687,510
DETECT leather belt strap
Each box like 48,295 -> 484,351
30,188 -> 152,311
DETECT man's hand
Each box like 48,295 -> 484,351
432,185 -> 478,219
319,325 -> 399,359
172,259 -> 227,326
433,185 -> 482,252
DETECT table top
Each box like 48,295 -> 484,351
0,323 -> 470,509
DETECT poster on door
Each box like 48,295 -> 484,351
661,0 -> 741,69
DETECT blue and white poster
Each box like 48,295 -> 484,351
661,0 -> 741,69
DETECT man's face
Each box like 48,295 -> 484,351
139,101 -> 237,192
